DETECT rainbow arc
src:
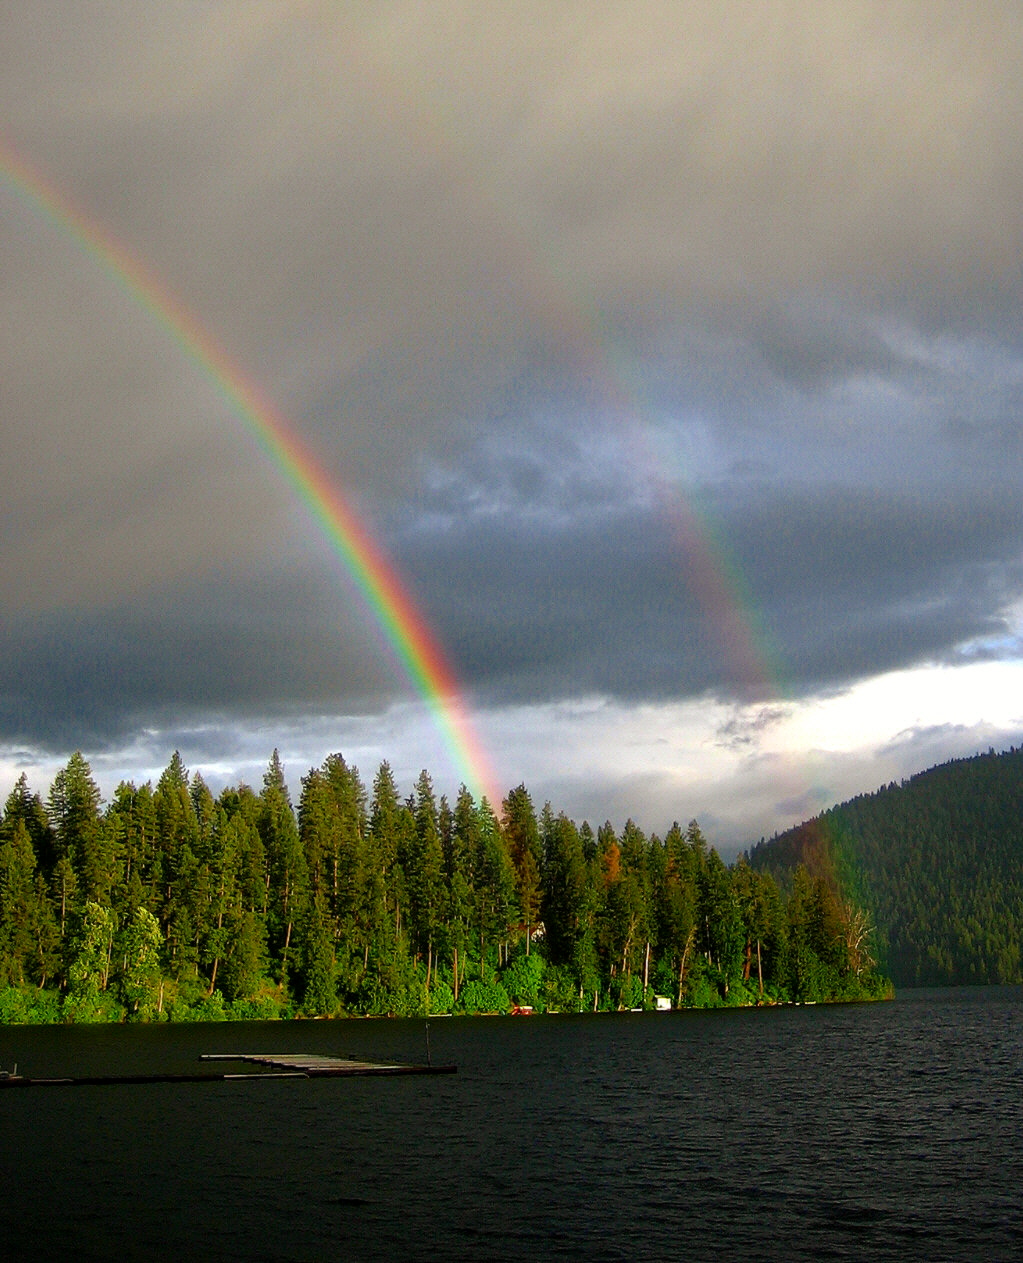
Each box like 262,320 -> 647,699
0,139 -> 501,808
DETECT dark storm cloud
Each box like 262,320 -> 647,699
735,491 -> 1023,684
0,565 -> 398,752
394,482 -> 1023,704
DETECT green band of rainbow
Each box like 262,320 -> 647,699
0,139 -> 501,807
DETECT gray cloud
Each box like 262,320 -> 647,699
0,563 -> 399,751
394,481 -> 1023,703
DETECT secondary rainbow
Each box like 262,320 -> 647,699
354,40 -> 785,701
0,139 -> 501,807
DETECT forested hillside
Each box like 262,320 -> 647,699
748,747 -> 1023,987
0,750 -> 887,1023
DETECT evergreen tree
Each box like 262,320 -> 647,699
369,761 -> 408,944
107,781 -> 158,908
118,906 -> 164,1017
406,770 -> 446,987
732,858 -> 785,997
504,784 -> 541,954
698,848 -> 745,997
472,797 -> 516,978
656,822 -> 700,1006
259,751 -> 307,990
0,750 -> 894,1019
65,900 -> 118,1018
610,819 -> 652,990
153,752 -> 199,903
297,754 -> 372,1001
447,785 -> 480,1000
541,808 -> 589,971
3,774 -> 55,875
0,821 -> 58,986
49,752 -> 119,907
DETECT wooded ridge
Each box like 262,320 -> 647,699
748,746 -> 1023,987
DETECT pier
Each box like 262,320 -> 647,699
200,1052 -> 456,1077
0,1052 -> 456,1087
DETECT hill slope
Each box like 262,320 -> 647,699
748,747 -> 1023,987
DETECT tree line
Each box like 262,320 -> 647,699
0,749 -> 889,1023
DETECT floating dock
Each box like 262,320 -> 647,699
200,1053 -> 455,1078
0,1052 -> 455,1088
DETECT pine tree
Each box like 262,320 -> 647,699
657,822 -> 699,1006
3,774 -> 55,875
447,785 -> 480,999
259,751 -> 308,990
541,809 -> 588,971
407,770 -> 446,988
472,797 -> 516,978
504,784 -> 541,954
0,822 -> 50,985
48,752 -> 119,907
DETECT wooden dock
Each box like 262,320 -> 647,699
0,1052 -> 455,1088
200,1053 -> 456,1078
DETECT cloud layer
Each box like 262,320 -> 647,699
2,2 -> 1022,842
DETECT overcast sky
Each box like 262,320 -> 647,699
3,2 -> 1023,854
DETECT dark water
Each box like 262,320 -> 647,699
2,988 -> 1022,1262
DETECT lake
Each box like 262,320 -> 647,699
2,988 -> 1021,1261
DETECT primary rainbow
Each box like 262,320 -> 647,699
0,139 -> 502,807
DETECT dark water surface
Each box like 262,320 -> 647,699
2,988 -> 1022,1261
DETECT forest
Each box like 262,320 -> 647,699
0,749 -> 889,1023
748,746 -> 1023,987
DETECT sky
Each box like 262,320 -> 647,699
2,1 -> 1023,856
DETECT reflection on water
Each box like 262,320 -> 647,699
2,989 -> 1022,1261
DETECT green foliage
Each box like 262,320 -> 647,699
118,906 -> 164,1018
227,994 -> 283,1021
61,989 -> 124,1024
220,910 -> 267,1002
501,950 -> 545,1007
682,972 -> 724,1009
0,985 -> 62,1024
540,963 -> 579,1012
298,910 -> 339,1016
542,811 -> 590,968
353,951 -> 428,1017
62,898 -> 124,1023
0,822 -> 59,987
170,989 -> 228,1023
457,979 -> 510,1014
504,785 -> 541,949
260,751 -> 308,988
66,901 -> 117,1006
427,979 -> 455,1014
612,972 -> 646,1010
